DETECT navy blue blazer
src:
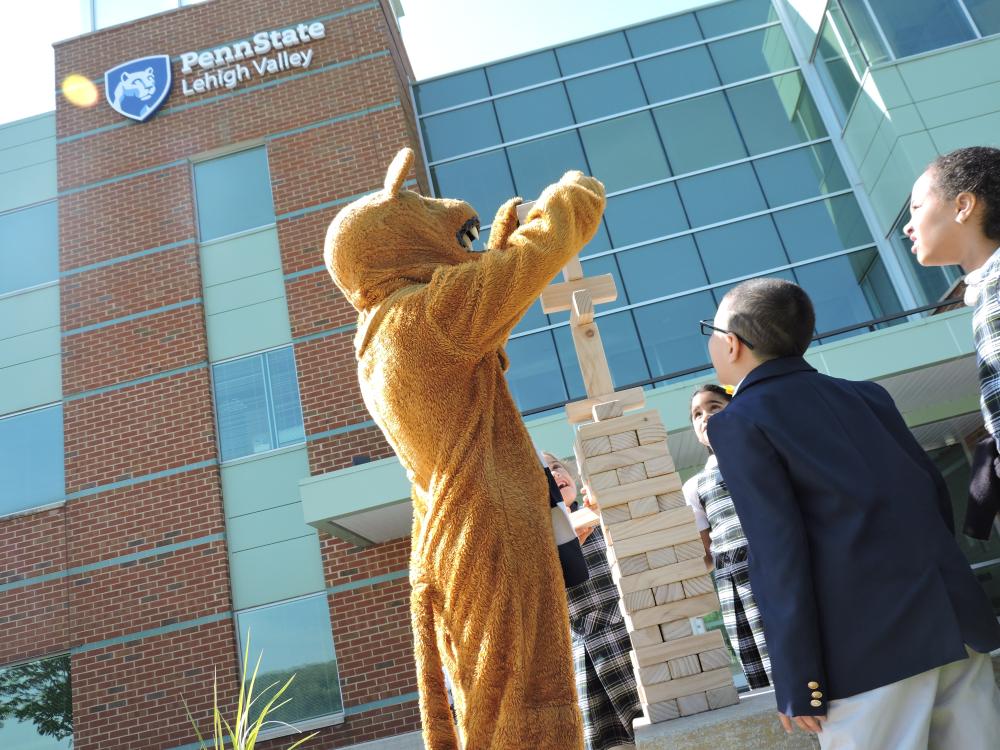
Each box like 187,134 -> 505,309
707,357 -> 1000,717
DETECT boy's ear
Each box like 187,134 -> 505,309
383,147 -> 414,197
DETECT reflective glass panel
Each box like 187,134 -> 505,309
421,103 -> 502,162
414,69 -> 490,113
579,112 -> 670,193
553,311 -> 649,399
965,0 -> 1000,35
727,72 -> 827,155
0,404 -> 64,515
95,0 -> 175,28
617,235 -> 708,303
566,66 -> 647,122
194,147 -> 275,242
865,0 -> 975,58
653,91 -> 746,174
266,348 -> 305,448
432,150 -> 515,226
604,183 -> 688,247
794,249 -> 902,335
506,131 -> 589,200
0,654 -> 72,749
487,51 -> 561,94
505,331 -> 568,412
677,162 -> 766,228
813,3 -> 867,122
494,84 -> 574,141
626,14 -> 702,55
639,46 -> 721,105
237,595 -> 343,725
0,202 -> 58,294
772,194 -> 873,262
753,142 -> 849,208
696,0 -> 776,37
556,32 -> 631,75
633,291 -> 717,378
695,215 -> 787,284
214,355 -> 272,462
839,0 -> 891,63
708,27 -> 796,85
886,207 -> 962,305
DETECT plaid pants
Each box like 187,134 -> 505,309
714,547 -> 771,689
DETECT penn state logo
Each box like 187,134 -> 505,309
104,55 -> 172,122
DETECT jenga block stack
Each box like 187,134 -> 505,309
575,409 -> 739,722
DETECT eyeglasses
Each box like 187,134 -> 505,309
699,319 -> 755,350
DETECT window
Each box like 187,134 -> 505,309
626,14 -> 702,56
676,162 -> 767,228
505,332 -> 567,412
213,347 -> 305,462
0,654 -> 72,749
603,183 -> 688,247
795,249 -> 902,335
420,103 -> 502,162
506,131 -> 589,200
813,1 -> 868,122
726,72 -> 826,156
236,594 -> 343,728
617,236 -> 708,303
194,147 -> 275,242
556,32 -> 631,75
579,112 -> 670,193
772,194 -> 872,263
633,291 -> 717,379
639,46 -> 721,105
886,207 -> 962,306
694,215 -> 787,284
696,0 -> 776,38
565,66 -> 646,123
0,404 -> 64,516
707,27 -> 796,85
653,92 -> 746,175
862,0 -> 976,58
486,51 -> 561,95
432,151 -> 515,238
838,0 -> 890,64
965,0 -> 1000,36
94,0 -> 176,28
752,142 -> 849,208
0,202 -> 58,295
494,85 -> 574,142
414,69 -> 489,112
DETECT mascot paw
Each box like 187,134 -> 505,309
487,196 -> 523,250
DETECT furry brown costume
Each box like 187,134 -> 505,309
325,148 -> 605,749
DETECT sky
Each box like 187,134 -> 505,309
0,0 -> 681,127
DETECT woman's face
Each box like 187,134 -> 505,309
904,169 -> 966,267
691,390 -> 730,449
547,460 -> 577,505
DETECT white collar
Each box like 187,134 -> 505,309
964,246 -> 1000,306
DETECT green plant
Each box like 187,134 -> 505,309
183,634 -> 318,750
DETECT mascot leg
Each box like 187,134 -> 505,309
412,580 -> 461,750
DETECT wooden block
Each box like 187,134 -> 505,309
645,699 -> 680,723
643,667 -> 733,704
585,444 -> 666,474
644,454 -> 675,477
640,661 -> 672,685
601,504 -> 632,524
579,435 -> 612,457
617,462 -> 647,485
571,288 -> 593,324
605,506 -> 694,543
628,496 -> 659,518
646,546 -> 678,569
634,630 -> 725,668
637,420 -> 669,445
593,473 -> 683,510
628,625 -> 663,649
653,582 -> 685,605
589,469 -> 620,491
592,399 -> 623,421
614,522 -> 700,558
673,540 -> 707,562
630,593 -> 720,630
566,387 -> 646,425
618,557 -> 711,594
683,575 -> 716,597
706,685 -> 740,710
699,647 -> 732,672
563,257 -> 584,282
572,322 -> 614,398
668,654 -> 702,679
609,429 -> 640,452
577,410 -> 662,441
660,619 -> 694,642
569,506 -> 600,532
677,691 -> 710,717
657,491 -> 687,511
541,273 -> 617,314
618,553 -> 650,576
624,589 -> 656,612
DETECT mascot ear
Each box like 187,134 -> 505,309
383,147 -> 414,197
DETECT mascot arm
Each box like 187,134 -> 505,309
427,170 -> 605,355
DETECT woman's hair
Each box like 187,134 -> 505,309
930,146 -> 1000,242
541,451 -> 579,486
692,383 -> 733,405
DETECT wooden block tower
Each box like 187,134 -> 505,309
520,202 -> 739,722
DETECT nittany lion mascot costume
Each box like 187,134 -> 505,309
324,147 -> 605,749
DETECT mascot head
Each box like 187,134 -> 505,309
324,148 -> 484,312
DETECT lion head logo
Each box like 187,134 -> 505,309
104,55 -> 172,123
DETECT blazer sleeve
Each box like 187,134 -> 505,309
707,410 -> 827,717
423,170 -> 605,355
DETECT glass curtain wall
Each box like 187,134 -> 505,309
413,0 -> 903,413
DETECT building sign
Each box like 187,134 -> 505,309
179,22 -> 326,96
104,55 -> 172,122
104,22 -> 325,122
